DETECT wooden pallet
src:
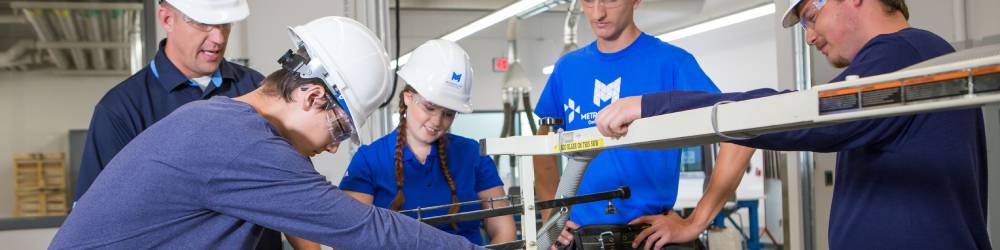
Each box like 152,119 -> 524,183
13,153 -> 68,217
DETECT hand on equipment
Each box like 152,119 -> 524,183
595,96 -> 642,138
628,211 -> 702,250
551,220 -> 580,250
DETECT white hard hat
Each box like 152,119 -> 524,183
397,39 -> 474,113
780,0 -> 815,28
164,0 -> 249,25
285,16 -> 392,143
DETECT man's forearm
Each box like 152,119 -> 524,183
688,143 -> 756,228
533,125 -> 560,221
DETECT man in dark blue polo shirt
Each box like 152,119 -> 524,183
594,0 -> 990,249
77,0 -> 262,201
74,0 -> 274,248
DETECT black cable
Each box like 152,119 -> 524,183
379,0 -> 401,108
522,91 -> 538,134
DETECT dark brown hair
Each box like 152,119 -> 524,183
389,85 -> 460,230
258,68 -> 324,103
878,0 -> 909,20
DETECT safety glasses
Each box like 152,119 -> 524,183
412,94 -> 457,118
581,0 -> 625,8
322,90 -> 356,144
179,13 -> 231,32
799,0 -> 826,29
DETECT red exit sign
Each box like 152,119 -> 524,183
493,57 -> 509,72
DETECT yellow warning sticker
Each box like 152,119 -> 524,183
556,138 -> 604,152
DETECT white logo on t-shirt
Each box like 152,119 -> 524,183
594,77 -> 621,107
564,98 -> 582,123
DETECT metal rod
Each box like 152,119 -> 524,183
418,186 -> 630,226
792,21 -> 816,250
399,195 -> 517,214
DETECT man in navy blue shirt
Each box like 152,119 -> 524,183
596,0 -> 990,249
76,0 -> 262,201
75,0 -> 274,248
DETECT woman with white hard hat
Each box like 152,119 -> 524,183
334,39 -> 517,246
51,17 -> 480,249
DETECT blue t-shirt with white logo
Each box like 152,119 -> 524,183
534,32 -> 719,225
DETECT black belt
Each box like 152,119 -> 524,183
562,224 -> 703,250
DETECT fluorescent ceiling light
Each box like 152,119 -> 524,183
392,0 -> 548,69
656,3 -> 775,42
542,3 -> 775,75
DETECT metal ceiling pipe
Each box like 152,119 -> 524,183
0,15 -> 27,24
84,10 -> 108,70
108,9 -> 125,70
0,40 -> 36,70
128,9 -> 143,73
52,9 -> 89,69
21,9 -> 70,69
561,0 -> 581,55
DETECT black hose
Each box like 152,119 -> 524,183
522,91 -> 537,134
379,0 -> 401,108
509,97 -> 520,136
495,102 -> 514,165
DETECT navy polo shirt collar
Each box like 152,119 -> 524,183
151,39 -> 237,91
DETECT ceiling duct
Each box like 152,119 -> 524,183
8,1 -> 142,75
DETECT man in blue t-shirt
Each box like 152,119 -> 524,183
536,0 -> 755,248
596,0 -> 990,249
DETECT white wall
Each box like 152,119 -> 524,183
0,228 -> 59,249
671,11 -> 779,91
0,72 -> 120,218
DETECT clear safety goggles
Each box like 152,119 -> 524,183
799,0 -> 826,29
581,0 -> 625,8
322,90 -> 356,144
412,94 -> 457,118
179,12 -> 231,32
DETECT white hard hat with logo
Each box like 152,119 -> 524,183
397,39 -> 474,113
281,16 -> 392,143
163,0 -> 249,25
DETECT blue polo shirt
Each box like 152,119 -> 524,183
534,32 -> 719,225
339,129 -> 504,245
76,39 -> 263,201
52,97 -> 479,249
641,28 -> 990,249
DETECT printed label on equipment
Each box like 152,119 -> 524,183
818,93 -> 859,114
903,78 -> 968,102
860,81 -> 902,107
556,139 -> 604,152
973,73 -> 1000,93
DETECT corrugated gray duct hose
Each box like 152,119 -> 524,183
536,151 -> 596,250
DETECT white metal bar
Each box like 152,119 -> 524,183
517,155 -> 538,250
483,54 -> 1000,157
483,91 -> 818,156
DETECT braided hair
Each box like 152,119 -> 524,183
389,86 -> 460,230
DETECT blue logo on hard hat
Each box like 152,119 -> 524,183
446,72 -> 464,89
